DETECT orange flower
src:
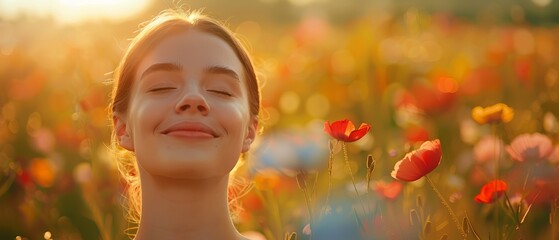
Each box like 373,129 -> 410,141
323,119 -> 371,142
29,158 -> 55,187
391,139 -> 442,182
471,103 -> 514,125
253,169 -> 281,190
474,180 -> 507,204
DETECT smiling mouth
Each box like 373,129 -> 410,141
164,130 -> 215,138
161,122 -> 218,139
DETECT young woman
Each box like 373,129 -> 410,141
110,9 -> 261,240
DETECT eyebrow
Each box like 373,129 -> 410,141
139,63 -> 240,81
140,62 -> 183,80
205,65 -> 240,81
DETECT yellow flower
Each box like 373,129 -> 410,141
471,103 -> 514,125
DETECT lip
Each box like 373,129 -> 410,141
161,121 -> 218,138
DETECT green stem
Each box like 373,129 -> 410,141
342,142 -> 367,216
425,175 -> 466,238
296,171 -> 314,240
502,192 -> 521,227
325,142 -> 334,215
268,190 -> 283,237
492,123 -> 500,180
493,123 -> 501,239
255,189 -> 282,239
0,172 -> 15,198
302,187 -> 314,240
552,199 -> 559,240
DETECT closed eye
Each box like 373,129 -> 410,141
148,87 -> 176,92
208,89 -> 232,97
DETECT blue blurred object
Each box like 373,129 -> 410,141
251,123 -> 329,174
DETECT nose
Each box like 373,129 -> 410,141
175,91 -> 210,116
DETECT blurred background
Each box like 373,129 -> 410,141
1,0 -> 559,239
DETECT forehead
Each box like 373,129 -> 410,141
135,30 -> 244,79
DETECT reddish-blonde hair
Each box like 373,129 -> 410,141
108,9 -> 260,235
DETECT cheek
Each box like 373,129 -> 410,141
221,102 -> 251,136
128,98 -> 167,138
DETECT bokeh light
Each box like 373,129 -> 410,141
0,0 -> 151,24
2,0 -> 559,239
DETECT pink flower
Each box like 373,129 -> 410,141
548,145 -> 559,164
473,135 -> 503,164
302,223 -> 312,235
506,133 -> 553,162
31,128 -> 56,153
391,139 -> 442,182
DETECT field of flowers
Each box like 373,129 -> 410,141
1,1 -> 559,240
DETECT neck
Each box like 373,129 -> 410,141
134,169 -> 243,240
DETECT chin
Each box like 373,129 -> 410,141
139,154 -> 239,179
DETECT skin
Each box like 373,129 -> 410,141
114,29 -> 257,240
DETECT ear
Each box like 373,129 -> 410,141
113,114 -> 135,151
241,117 -> 258,153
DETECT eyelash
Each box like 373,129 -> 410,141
208,90 -> 232,97
148,87 -> 176,92
147,87 -> 232,97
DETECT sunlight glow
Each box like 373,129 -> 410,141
0,0 -> 151,24
532,0 -> 552,7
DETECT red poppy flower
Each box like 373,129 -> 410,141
530,179 -> 559,205
391,139 -> 442,182
17,169 -> 32,187
474,180 -> 507,204
408,83 -> 456,114
324,119 -> 371,142
373,180 -> 403,201
405,126 -> 429,143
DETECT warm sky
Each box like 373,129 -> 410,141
0,0 -> 152,24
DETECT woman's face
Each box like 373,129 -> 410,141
115,30 -> 257,179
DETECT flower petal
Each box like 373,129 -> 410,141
324,121 -> 334,137
471,103 -> 514,125
471,106 -> 486,124
374,181 -> 403,200
506,133 -> 554,162
391,153 -> 425,181
344,120 -> 356,136
347,123 -> 371,142
324,119 -> 371,142
329,119 -> 350,141
474,180 -> 507,204
391,139 -> 442,182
